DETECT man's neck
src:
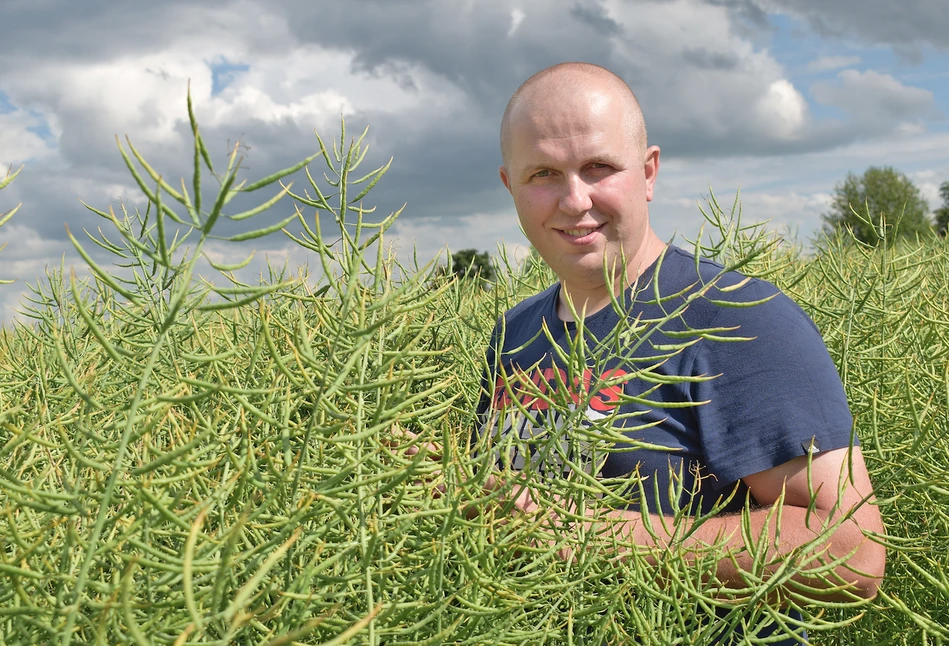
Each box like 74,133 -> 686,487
557,239 -> 667,322
556,285 -> 612,322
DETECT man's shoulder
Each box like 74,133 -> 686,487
646,245 -> 813,338
657,244 -> 783,303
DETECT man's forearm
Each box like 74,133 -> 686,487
590,499 -> 884,603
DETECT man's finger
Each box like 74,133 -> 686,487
384,425 -> 441,458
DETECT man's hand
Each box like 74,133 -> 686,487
385,424 -> 441,458
385,424 -> 885,603
382,424 -> 445,496
384,435 -> 580,559
479,473 -> 582,561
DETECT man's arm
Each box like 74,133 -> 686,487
733,446 -> 884,599
388,428 -> 886,601
547,446 -> 885,602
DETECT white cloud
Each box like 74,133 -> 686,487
603,0 -> 812,145
917,181 -> 941,205
509,9 -> 526,37
805,55 -> 861,73
0,222 -> 80,323
912,169 -> 949,209
7,55 -> 210,147
4,52 -> 343,155
2,35 -> 471,171
652,127 -> 949,245
754,79 -> 808,139
203,83 -> 353,130
208,46 -> 466,119
0,111 -> 54,167
894,121 -> 927,136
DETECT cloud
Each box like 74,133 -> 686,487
805,55 -> 861,73
0,221 -> 80,323
258,0 -> 873,156
652,126 -> 949,248
811,69 -> 941,127
0,30 -> 477,239
709,0 -> 949,50
385,207 -> 529,271
0,109 -> 55,168
508,9 -> 526,37
682,47 -> 743,71
754,79 -> 808,139
912,169 -> 949,210
0,0 -> 946,325
600,0 -> 822,155
570,3 -> 623,37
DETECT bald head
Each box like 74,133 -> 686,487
500,63 -> 647,168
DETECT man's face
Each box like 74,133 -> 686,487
499,88 -> 659,295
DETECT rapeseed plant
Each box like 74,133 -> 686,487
0,99 -> 946,645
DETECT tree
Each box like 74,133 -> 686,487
450,248 -> 496,284
822,166 -> 933,245
934,181 -> 949,238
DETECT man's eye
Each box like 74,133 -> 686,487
533,170 -> 550,178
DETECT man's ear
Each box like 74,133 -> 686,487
644,145 -> 660,202
499,165 -> 513,194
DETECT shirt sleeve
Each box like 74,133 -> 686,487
689,284 -> 856,489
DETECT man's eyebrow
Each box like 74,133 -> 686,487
589,152 -> 622,165
521,155 -> 620,173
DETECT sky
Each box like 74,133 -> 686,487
1,0 -> 948,322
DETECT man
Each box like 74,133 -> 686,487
473,62 -> 885,643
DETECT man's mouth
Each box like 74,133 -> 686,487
560,225 -> 603,238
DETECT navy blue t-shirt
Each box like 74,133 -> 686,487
475,245 -> 855,642
477,245 -> 854,514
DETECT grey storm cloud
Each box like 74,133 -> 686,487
711,0 -> 949,50
570,3 -> 624,37
269,0 -> 625,115
250,0 -> 941,160
0,0 -> 234,62
682,48 -> 743,71
787,0 -> 949,50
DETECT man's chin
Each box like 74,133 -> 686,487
555,258 -> 625,284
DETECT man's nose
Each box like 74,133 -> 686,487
560,175 -> 593,216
